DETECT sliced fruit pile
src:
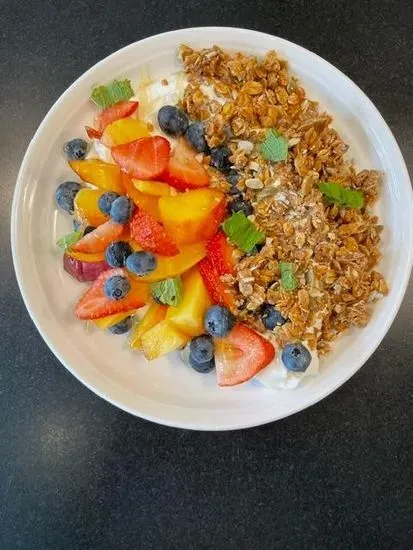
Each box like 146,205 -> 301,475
55,77 -> 279,387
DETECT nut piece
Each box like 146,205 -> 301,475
245,178 -> 264,189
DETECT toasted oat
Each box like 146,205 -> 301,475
180,45 -> 388,353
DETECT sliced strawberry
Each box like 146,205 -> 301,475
112,136 -> 171,180
85,126 -> 102,140
215,324 -> 276,387
206,231 -> 235,276
130,209 -> 179,256
71,220 -> 125,254
198,257 -> 236,310
94,100 -> 139,132
75,268 -> 148,320
161,139 -> 209,191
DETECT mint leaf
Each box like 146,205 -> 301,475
222,212 -> 265,253
259,129 -> 288,162
279,262 -> 297,291
91,79 -> 134,109
56,229 -> 83,250
150,277 -> 183,307
319,182 -> 364,209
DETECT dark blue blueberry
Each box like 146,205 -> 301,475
189,354 -> 215,374
108,316 -> 133,334
125,251 -> 157,276
98,192 -> 119,216
189,335 -> 214,364
110,196 -> 134,224
210,146 -> 232,172
55,181 -> 82,214
104,275 -> 131,301
261,303 -> 287,330
185,122 -> 208,153
83,225 -> 95,236
105,241 -> 132,268
63,138 -> 88,161
227,170 -> 240,186
158,105 -> 189,136
230,198 -> 253,217
204,305 -> 235,338
282,343 -> 312,373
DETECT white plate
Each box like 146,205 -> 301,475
11,27 -> 413,430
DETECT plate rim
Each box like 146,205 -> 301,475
11,26 -> 413,430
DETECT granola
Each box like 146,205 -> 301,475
180,44 -> 388,354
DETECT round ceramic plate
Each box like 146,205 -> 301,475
11,27 -> 413,430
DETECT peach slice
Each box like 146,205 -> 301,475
69,159 -> 123,193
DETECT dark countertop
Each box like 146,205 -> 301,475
1,1 -> 412,548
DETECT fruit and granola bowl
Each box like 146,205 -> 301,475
12,29 -> 412,429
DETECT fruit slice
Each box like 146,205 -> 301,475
63,253 -> 109,282
215,324 -> 276,386
74,188 -> 108,227
159,188 -> 226,245
101,118 -> 149,147
75,268 -> 149,320
129,302 -> 167,350
166,267 -> 211,337
66,251 -> 106,262
206,231 -> 235,276
94,100 -> 139,132
133,242 -> 207,283
69,159 -> 123,193
85,126 -> 102,140
112,136 -> 171,180
94,309 -> 136,330
141,320 -> 190,360
132,179 -> 175,197
130,209 -> 179,257
121,173 -> 161,220
71,220 -> 125,253
198,257 -> 236,310
161,139 -> 209,191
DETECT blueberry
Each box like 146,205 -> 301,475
230,198 -> 253,217
261,304 -> 287,330
73,218 -> 81,231
282,343 -> 312,373
55,181 -> 82,214
110,196 -> 134,224
189,354 -> 215,374
227,171 -> 242,196
204,305 -> 235,338
63,138 -> 88,161
158,105 -> 189,137
104,275 -> 131,301
105,241 -> 132,268
185,122 -> 208,153
108,316 -> 133,334
210,146 -> 232,172
98,192 -> 119,216
126,251 -> 157,276
189,335 -> 214,364
84,225 -> 95,236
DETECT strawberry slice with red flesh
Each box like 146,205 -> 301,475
130,209 -> 179,256
94,100 -> 139,132
215,324 -> 276,387
161,139 -> 209,191
85,126 -> 103,140
206,231 -> 235,276
112,136 -> 171,180
198,257 -> 236,310
75,268 -> 146,320
71,220 -> 125,254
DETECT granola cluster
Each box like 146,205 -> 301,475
179,45 -> 388,354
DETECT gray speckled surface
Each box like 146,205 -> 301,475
1,1 -> 412,548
